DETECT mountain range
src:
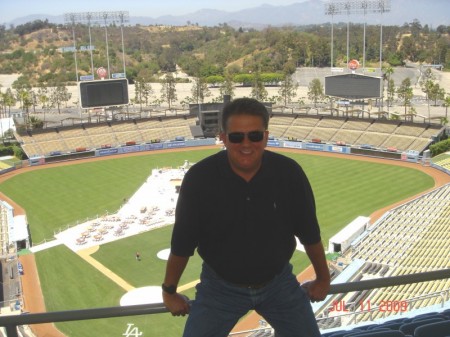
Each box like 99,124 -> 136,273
3,0 -> 449,29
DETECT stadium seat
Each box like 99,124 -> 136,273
363,328 -> 396,333
442,309 -> 450,319
368,321 -> 405,331
399,317 -> 445,335
414,320 -> 450,337
412,313 -> 447,322
358,324 -> 379,330
342,330 -> 406,336
329,330 -> 363,337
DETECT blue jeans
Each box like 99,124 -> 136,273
183,263 -> 321,337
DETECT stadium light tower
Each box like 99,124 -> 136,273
324,0 -> 391,72
64,11 -> 130,80
325,3 -> 338,70
66,14 -> 79,83
86,12 -> 95,77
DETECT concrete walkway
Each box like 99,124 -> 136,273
29,239 -> 62,253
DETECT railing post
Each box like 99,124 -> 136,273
5,324 -> 19,337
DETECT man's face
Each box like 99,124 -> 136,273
220,114 -> 268,181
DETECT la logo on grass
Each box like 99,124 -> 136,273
123,323 -> 143,337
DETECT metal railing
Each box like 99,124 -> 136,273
0,269 -> 448,337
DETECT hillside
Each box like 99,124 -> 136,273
0,19 -> 448,87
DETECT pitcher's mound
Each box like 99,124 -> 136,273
120,286 -> 162,306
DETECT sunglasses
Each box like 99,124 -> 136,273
227,131 -> 265,143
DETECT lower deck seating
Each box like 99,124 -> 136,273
321,310 -> 450,337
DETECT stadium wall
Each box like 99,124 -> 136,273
431,162 -> 450,175
279,140 -> 420,163
0,137 -> 427,174
25,138 -> 217,166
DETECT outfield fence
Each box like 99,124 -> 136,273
0,136 -> 441,177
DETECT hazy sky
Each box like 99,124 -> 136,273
0,0 -> 305,23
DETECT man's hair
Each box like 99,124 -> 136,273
221,98 -> 269,132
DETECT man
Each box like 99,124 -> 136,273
162,97 -> 330,337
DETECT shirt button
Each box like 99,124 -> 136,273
246,197 -> 250,201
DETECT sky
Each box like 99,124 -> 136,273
0,0 -> 304,23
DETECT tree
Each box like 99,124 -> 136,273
429,84 -> 445,106
277,73 -> 298,106
307,78 -> 324,107
191,77 -> 211,104
36,84 -> 52,122
37,84 -> 50,109
419,68 -> 438,122
382,66 -> 394,110
49,85 -> 71,113
219,71 -> 235,99
134,77 -> 153,111
421,79 -> 435,122
443,95 -> 450,123
397,78 -> 413,115
13,85 -> 33,111
29,116 -> 44,130
387,78 -> 396,111
1,88 -> 16,117
160,73 -> 177,109
250,71 -> 268,101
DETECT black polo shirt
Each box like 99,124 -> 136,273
171,150 -> 321,284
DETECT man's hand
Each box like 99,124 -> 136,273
163,292 -> 190,316
303,241 -> 331,302
301,279 -> 330,302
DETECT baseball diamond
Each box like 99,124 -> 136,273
0,143 -> 449,336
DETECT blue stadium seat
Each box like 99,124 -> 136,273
328,330 -> 363,337
362,328 -> 395,333
358,324 -> 379,330
342,330 -> 406,336
443,309 -> 450,319
414,320 -> 450,337
399,317 -> 445,336
412,313 -> 447,322
321,332 -> 336,337
370,321 -> 405,331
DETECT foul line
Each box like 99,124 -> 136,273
78,246 -> 200,293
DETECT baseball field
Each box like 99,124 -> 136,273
0,146 -> 442,337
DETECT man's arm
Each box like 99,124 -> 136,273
162,253 -> 191,316
302,241 -> 331,302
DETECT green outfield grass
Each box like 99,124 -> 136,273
0,149 -> 219,244
0,148 -> 435,337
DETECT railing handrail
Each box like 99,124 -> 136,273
327,268 -> 450,294
0,268 -> 449,337
316,289 -> 450,326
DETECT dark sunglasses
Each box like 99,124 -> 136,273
227,131 -> 265,143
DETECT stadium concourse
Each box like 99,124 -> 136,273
4,147 -> 450,337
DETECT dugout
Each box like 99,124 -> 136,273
328,216 -> 370,253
